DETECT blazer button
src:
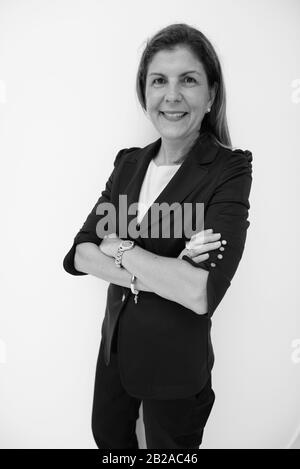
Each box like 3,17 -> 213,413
122,293 -> 126,302
217,254 -> 223,259
210,262 -> 216,267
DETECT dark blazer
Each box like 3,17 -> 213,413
63,131 -> 253,399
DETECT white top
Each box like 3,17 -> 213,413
137,158 -> 182,224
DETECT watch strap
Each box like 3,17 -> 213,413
114,240 -> 135,268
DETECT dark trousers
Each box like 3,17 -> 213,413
91,319 -> 215,449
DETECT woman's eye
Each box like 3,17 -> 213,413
152,76 -> 196,85
184,76 -> 196,83
152,78 -> 165,85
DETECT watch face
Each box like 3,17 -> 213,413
121,240 -> 134,249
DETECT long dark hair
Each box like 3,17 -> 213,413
136,23 -> 232,149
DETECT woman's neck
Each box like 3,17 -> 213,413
155,132 -> 200,165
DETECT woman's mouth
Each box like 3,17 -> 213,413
159,111 -> 188,121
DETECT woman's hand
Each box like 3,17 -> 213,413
99,233 -> 121,258
178,228 -> 222,263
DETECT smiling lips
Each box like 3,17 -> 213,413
160,111 -> 188,121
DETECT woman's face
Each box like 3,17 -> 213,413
145,46 -> 216,142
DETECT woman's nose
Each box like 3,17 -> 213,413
164,86 -> 182,102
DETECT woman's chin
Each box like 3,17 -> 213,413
158,128 -> 189,139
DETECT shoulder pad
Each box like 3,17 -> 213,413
232,148 -> 253,163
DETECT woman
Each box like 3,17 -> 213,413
63,23 -> 252,449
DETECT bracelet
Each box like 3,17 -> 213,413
130,274 -> 139,294
130,274 -> 139,304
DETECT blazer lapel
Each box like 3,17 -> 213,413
119,131 -> 219,238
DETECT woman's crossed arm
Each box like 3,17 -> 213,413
74,242 -> 209,315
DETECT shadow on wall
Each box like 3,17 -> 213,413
287,425 -> 300,449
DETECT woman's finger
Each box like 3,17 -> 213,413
191,228 -> 213,240
191,228 -> 213,238
178,249 -> 192,260
192,253 -> 210,263
188,233 -> 221,248
187,241 -> 221,255
187,252 -> 210,263
179,247 -> 210,263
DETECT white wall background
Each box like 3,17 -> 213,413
0,0 -> 299,449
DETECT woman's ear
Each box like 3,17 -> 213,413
209,82 -> 218,108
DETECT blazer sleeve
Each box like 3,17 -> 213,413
62,148 -> 128,276
182,148 -> 253,318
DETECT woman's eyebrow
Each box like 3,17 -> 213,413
148,70 -> 203,77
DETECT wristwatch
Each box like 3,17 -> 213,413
114,240 -> 135,268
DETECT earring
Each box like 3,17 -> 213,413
207,107 -> 211,113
